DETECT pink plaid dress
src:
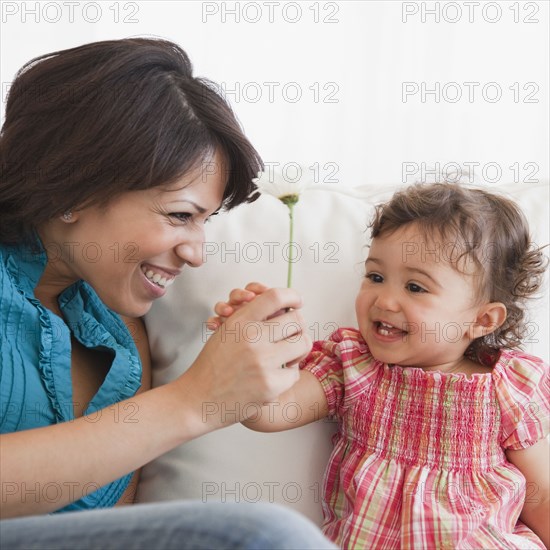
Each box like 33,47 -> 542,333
301,328 -> 549,549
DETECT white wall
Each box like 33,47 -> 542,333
1,1 -> 548,348
1,1 -> 548,187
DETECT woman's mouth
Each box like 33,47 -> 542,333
141,264 -> 176,289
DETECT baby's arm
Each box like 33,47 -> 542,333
506,438 -> 550,548
243,370 -> 329,432
210,283 -> 330,432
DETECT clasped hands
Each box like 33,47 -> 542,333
207,284 -> 307,372
187,283 -> 310,426
207,282 -> 288,328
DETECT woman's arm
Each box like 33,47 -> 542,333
506,438 -> 550,548
0,375 -> 205,518
0,288 -> 311,519
243,370 -> 329,432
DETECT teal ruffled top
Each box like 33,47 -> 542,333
0,239 -> 142,512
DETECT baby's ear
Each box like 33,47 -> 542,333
468,302 -> 507,340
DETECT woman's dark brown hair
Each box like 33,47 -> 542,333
0,38 -> 262,244
370,182 -> 548,364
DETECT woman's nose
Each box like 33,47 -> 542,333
175,229 -> 205,268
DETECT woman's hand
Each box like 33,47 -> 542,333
183,286 -> 312,430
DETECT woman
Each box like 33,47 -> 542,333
0,38 -> 334,548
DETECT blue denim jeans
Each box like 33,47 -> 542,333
0,500 -> 336,549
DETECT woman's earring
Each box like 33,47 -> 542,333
62,211 -> 73,222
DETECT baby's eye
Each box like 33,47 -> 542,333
407,282 -> 426,293
366,273 -> 383,283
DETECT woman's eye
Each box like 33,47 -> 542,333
407,283 -> 426,293
170,213 -> 192,224
366,273 -> 383,283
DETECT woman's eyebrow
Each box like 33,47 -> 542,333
166,199 -> 207,214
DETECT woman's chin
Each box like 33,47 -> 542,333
100,290 -> 154,319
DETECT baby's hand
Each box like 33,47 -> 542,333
207,282 -> 269,330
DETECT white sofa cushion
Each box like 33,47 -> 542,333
137,181 -> 549,524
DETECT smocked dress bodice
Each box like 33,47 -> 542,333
302,328 -> 549,549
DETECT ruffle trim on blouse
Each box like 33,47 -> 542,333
58,281 -> 142,416
34,296 -> 71,422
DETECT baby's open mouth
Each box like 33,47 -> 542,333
375,321 -> 408,337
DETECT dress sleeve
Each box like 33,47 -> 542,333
493,350 -> 550,450
300,328 -> 377,417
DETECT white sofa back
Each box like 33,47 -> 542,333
137,182 -> 549,524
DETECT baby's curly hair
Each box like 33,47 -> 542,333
370,183 -> 548,364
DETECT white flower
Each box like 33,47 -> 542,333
252,168 -> 379,203
251,169 -> 308,289
252,169 -> 311,205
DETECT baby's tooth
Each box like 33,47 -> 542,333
152,273 -> 161,283
159,277 -> 167,287
146,270 -> 154,279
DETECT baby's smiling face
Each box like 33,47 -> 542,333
355,223 -> 487,371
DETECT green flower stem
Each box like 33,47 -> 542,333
279,194 -> 299,370
280,194 -> 299,290
286,201 -> 294,288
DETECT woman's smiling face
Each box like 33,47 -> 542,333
39,150 -> 227,317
